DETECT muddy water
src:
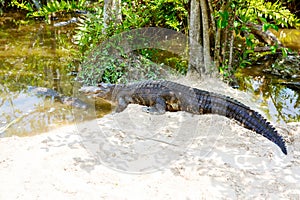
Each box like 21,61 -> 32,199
235,28 -> 300,123
0,12 -> 110,136
0,12 -> 75,136
236,65 -> 300,123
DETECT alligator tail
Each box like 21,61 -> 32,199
228,101 -> 286,154
200,91 -> 287,155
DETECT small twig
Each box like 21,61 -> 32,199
135,136 -> 178,146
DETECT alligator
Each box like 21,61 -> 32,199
79,80 -> 287,155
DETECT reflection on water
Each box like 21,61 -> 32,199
0,86 -> 75,136
0,12 -> 111,137
237,66 -> 300,123
0,12 -> 77,136
0,85 -> 112,136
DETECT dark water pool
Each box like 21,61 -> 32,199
236,65 -> 300,123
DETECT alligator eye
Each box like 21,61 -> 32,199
99,83 -> 106,87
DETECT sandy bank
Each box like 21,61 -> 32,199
1,78 -> 299,199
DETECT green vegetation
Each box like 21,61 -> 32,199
209,0 -> 300,81
74,0 -> 189,83
10,0 -> 95,20
236,0 -> 298,27
74,0 -> 188,51
73,7 -> 105,53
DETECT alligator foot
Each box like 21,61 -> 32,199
142,107 -> 165,115
141,97 -> 166,115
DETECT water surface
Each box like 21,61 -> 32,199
236,65 -> 300,123
0,12 -> 110,136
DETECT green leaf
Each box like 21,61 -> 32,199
281,48 -> 288,57
240,25 -> 249,32
270,24 -> 279,31
234,20 -> 239,28
246,38 -> 253,47
259,17 -> 267,23
262,23 -> 270,32
244,49 -> 254,54
217,19 -> 222,28
270,45 -> 277,54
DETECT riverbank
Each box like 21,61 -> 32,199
0,78 -> 299,199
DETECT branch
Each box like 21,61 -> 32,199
246,22 -> 283,47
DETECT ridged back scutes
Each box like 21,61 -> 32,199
119,80 -> 256,112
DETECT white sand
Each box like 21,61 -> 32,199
1,78 -> 300,199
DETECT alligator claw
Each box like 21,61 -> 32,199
142,106 -> 165,115
142,107 -> 151,113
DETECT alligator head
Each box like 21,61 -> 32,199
79,83 -> 115,100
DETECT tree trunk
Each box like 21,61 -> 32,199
199,0 -> 212,74
213,2 -> 227,70
228,28 -> 234,70
188,0 -> 218,78
103,0 -> 122,34
247,23 -> 282,47
188,0 -> 204,77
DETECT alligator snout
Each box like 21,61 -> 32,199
79,86 -> 103,94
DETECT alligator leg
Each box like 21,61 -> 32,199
115,96 -> 130,113
142,97 -> 166,115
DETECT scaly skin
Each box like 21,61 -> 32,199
79,80 -> 287,155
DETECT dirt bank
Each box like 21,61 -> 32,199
0,78 -> 299,199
